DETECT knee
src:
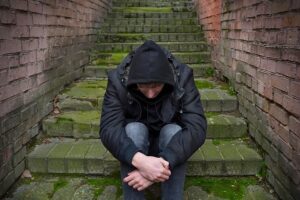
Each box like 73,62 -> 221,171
159,124 -> 182,150
125,122 -> 149,149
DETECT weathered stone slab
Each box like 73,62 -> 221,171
27,139 -> 262,176
207,115 -> 247,138
52,179 -> 83,200
47,142 -> 73,173
97,185 -> 118,200
43,111 -> 245,139
96,42 -> 208,53
218,142 -> 243,175
243,185 -> 276,200
66,141 -> 91,173
92,52 -> 210,65
9,182 -> 54,200
97,33 -> 204,43
85,143 -> 107,174
73,184 -> 94,200
27,142 -> 56,173
201,89 -> 237,112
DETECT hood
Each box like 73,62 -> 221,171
126,40 -> 175,88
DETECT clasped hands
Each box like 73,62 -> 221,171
123,152 -> 171,191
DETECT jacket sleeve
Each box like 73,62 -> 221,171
99,73 -> 140,166
159,68 -> 207,168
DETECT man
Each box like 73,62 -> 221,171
100,40 -> 207,199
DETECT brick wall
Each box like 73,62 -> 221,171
195,0 -> 300,199
0,0 -> 111,196
194,0 -> 221,45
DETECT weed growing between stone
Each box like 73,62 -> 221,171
53,177 -> 68,194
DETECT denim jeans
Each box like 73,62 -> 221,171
121,122 -> 186,200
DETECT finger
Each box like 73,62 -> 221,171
133,182 -> 141,189
162,168 -> 171,176
123,174 -> 134,183
160,158 -> 169,168
155,176 -> 169,182
128,178 -> 139,186
137,185 -> 146,191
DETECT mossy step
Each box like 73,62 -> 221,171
112,1 -> 193,8
42,111 -> 246,139
55,79 -> 236,112
27,138 -> 262,176
97,33 -> 205,43
112,0 -> 192,2
104,18 -> 197,26
91,52 -> 210,65
112,7 -> 173,13
83,64 -> 213,79
84,65 -> 113,78
6,175 -> 275,200
113,1 -> 173,7
109,12 -> 196,19
95,42 -> 209,53
100,25 -> 201,33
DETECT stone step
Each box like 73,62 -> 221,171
112,7 -> 174,13
84,64 -> 213,78
112,0 -> 192,3
42,111 -> 246,139
94,42 -> 209,53
104,18 -> 197,26
97,33 -> 205,43
109,12 -> 196,19
112,1 -> 193,8
111,7 -> 194,14
91,52 -> 210,65
56,79 -> 237,112
6,175 -> 275,200
99,24 -> 201,33
27,138 -> 262,176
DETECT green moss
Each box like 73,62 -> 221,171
257,162 -> 267,179
97,33 -> 147,44
194,79 -> 216,89
56,111 -> 100,124
93,53 -> 127,65
111,33 -> 147,42
76,80 -> 107,89
205,67 -> 215,77
212,139 -> 221,146
185,177 -> 257,200
56,117 -> 74,123
211,138 -> 240,146
53,178 -> 68,194
116,7 -> 172,13
220,83 -> 237,96
63,80 -> 107,100
204,112 -> 219,118
87,177 -> 122,198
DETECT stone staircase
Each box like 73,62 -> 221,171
20,0 -> 268,199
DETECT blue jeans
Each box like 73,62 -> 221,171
121,122 -> 186,200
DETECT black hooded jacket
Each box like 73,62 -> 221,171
100,40 -> 207,168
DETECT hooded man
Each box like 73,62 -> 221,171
100,40 -> 207,200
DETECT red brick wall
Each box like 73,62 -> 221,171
195,0 -> 300,199
194,0 -> 221,45
0,0 -> 111,196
